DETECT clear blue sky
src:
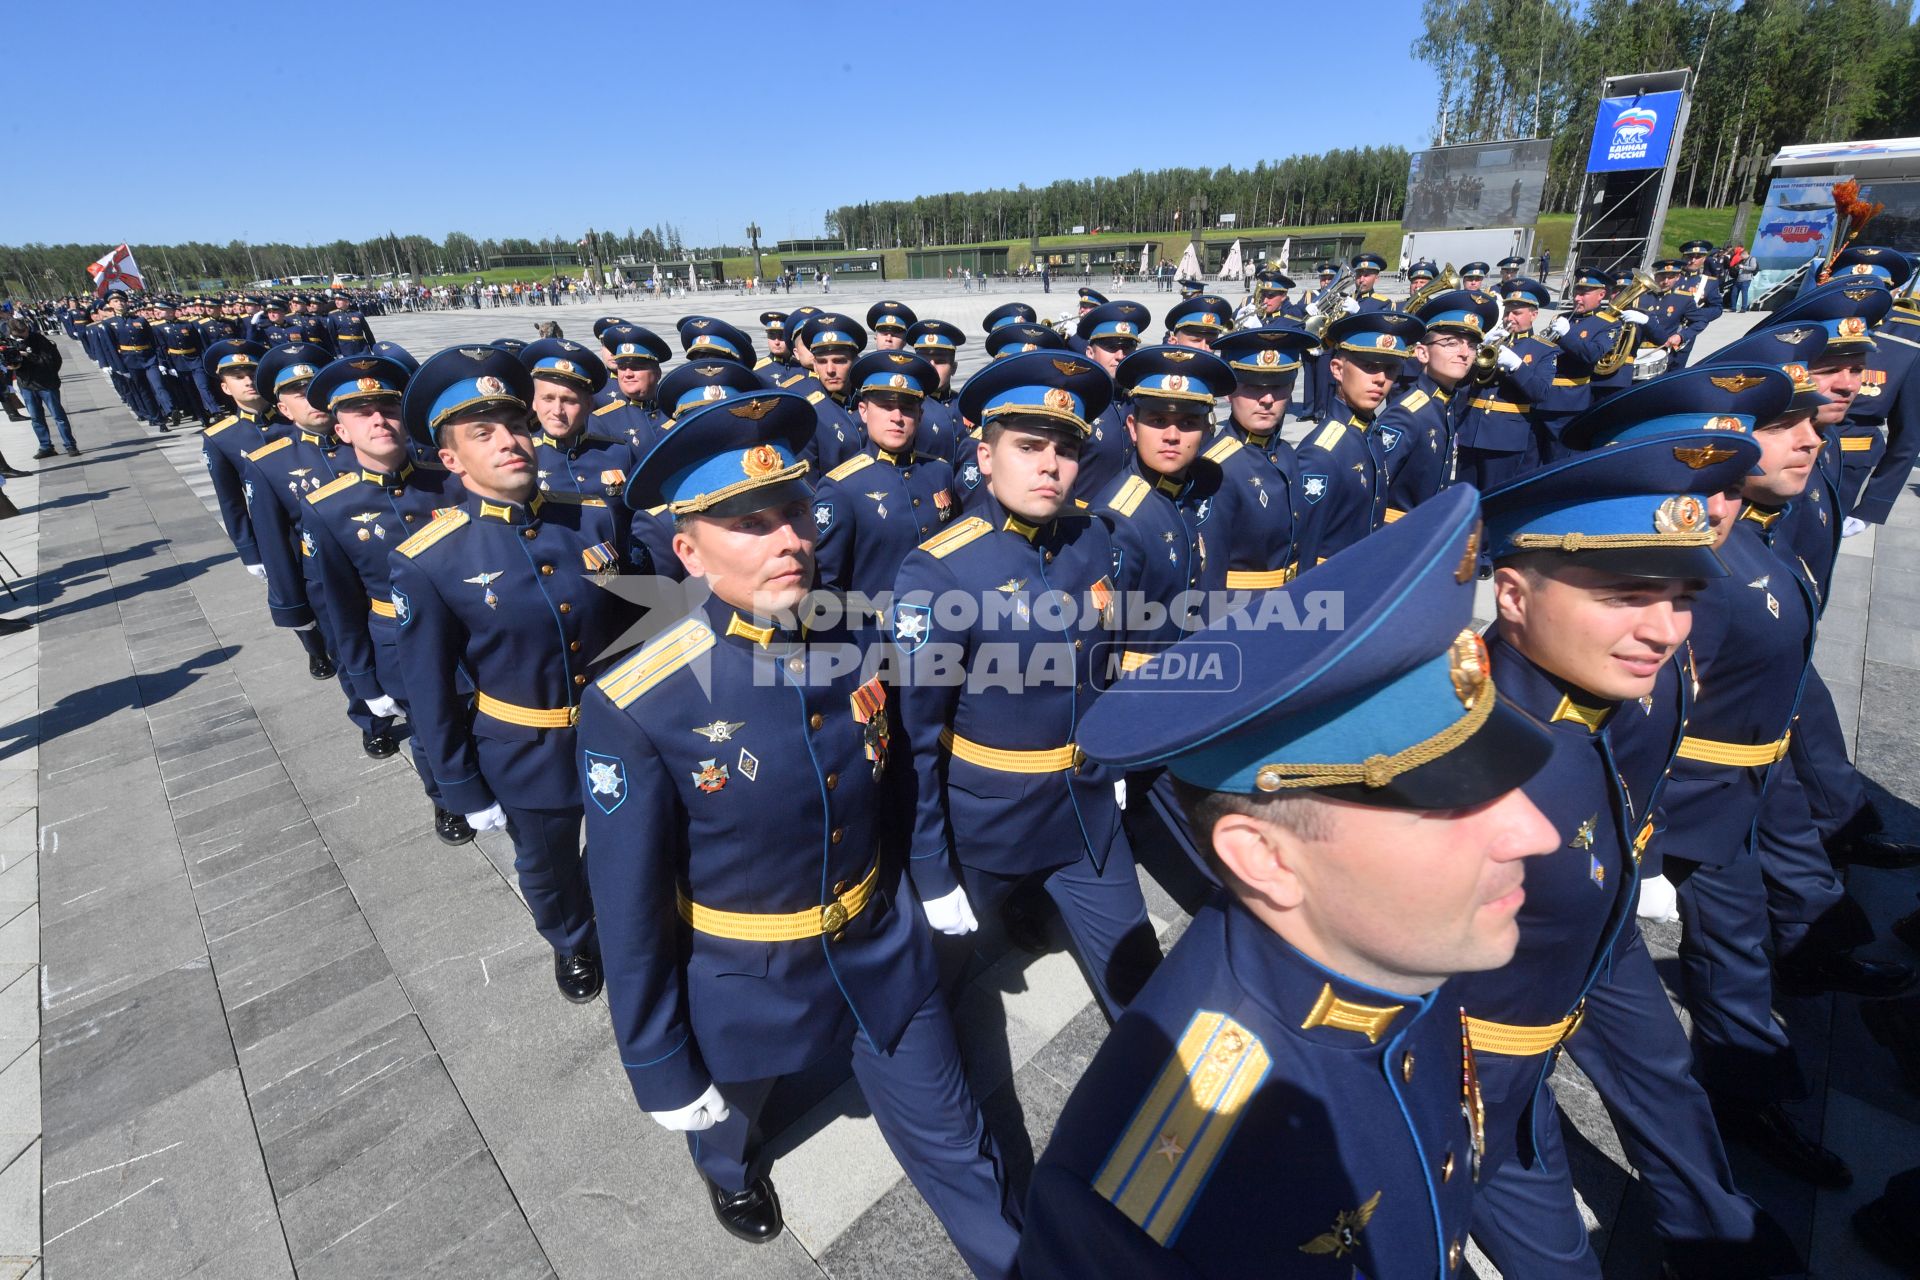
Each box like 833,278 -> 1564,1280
3,1 -> 1437,249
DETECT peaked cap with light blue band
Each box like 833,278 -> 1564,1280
956,347 -> 1113,439
1652,257 -> 1685,275
657,359 -> 765,420
1769,277 -> 1893,353
202,337 -> 267,383
1498,256 -> 1526,271
306,352 -> 413,413
1698,323 -> 1832,414
848,350 -> 938,401
1076,300 -> 1152,344
797,313 -> 866,355
1411,288 -> 1499,337
1165,295 -> 1235,335
675,316 -> 757,365
517,337 -> 608,395
1253,267 -> 1295,294
1077,287 -> 1107,308
1405,260 -> 1439,282
1829,245 -> 1913,289
1482,431 -> 1763,580
399,344 -> 535,451
1351,253 -> 1389,273
906,318 -> 967,355
370,340 -> 418,372
1461,261 -> 1490,279
865,300 -> 917,333
1213,323 -> 1316,381
985,322 -> 1066,360
254,341 -> 336,400
1680,240 -> 1715,256
757,310 -> 788,334
982,302 -> 1038,334
625,389 -> 816,517
1497,277 -> 1552,309
1079,484 -> 1554,809
489,337 -> 529,358
1323,311 -> 1425,361
1569,267 -> 1611,290
599,323 -> 671,365
778,305 -> 823,341
1177,277 -> 1204,297
1558,362 -> 1795,451
1116,345 -> 1234,408
592,316 -> 629,340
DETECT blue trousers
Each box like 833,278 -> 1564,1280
690,988 -> 1022,1279
498,803 -> 596,957
1472,928 -> 1783,1276
19,385 -> 76,450
371,633 -> 442,807
301,601 -> 379,738
1673,853 -> 1807,1104
126,362 -> 173,422
1755,760 -> 1869,959
1790,668 -> 1868,843
957,831 -> 1161,1020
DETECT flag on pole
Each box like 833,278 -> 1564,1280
86,244 -> 145,296
1139,243 -> 1151,275
1277,238 -> 1291,272
1216,239 -> 1244,280
1175,242 -> 1202,284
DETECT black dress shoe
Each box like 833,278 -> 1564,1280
62,447 -> 80,458
157,421 -> 171,433
1861,997 -> 1920,1096
1713,1099 -> 1853,1188
0,617 -> 30,636
361,732 -> 398,759
705,1175 -> 782,1244
1830,829 -> 1920,870
434,807 -> 474,846
553,951 -> 603,1002
1775,951 -> 1916,998
28,449 -> 54,461
308,652 -> 336,680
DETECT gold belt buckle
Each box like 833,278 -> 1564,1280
821,901 -> 849,934
1565,999 -> 1587,1041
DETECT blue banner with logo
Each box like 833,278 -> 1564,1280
1585,91 -> 1684,172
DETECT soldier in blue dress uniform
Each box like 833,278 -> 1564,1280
811,350 -> 959,597
100,291 -> 174,429
1162,295 -> 1233,353
866,299 -> 916,350
1405,260 -> 1438,294
751,310 -> 796,385
1072,300 -> 1151,500
1546,268 -> 1625,416
891,350 -> 1164,1019
905,319 -> 968,466
1290,311 -> 1426,567
517,338 -> 636,503
1561,365 -> 1907,1189
1215,321 -> 1312,473
793,313 -> 868,473
1649,258 -> 1703,369
299,354 -> 473,844
1242,267 -> 1302,327
1497,254 -> 1526,284
1678,240 -> 1725,330
588,323 -> 672,451
1828,247 -> 1919,519
200,340 -> 274,578
577,391 -> 1022,1272
1463,432 -> 1802,1278
1461,261 -> 1490,295
1019,485 -> 1561,1280
389,345 -> 647,1003
153,298 -> 214,427
676,315 -> 757,369
1350,252 -> 1396,312
241,343 -> 386,748
1456,277 -> 1562,479
1375,288 -> 1499,515
323,290 -> 375,355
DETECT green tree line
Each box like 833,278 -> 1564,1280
825,148 -> 1413,249
1414,0 -> 1920,213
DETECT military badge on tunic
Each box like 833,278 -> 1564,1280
1298,1190 -> 1383,1259
584,751 -> 626,814
850,677 -> 889,779
464,570 -> 504,609
692,759 -> 730,792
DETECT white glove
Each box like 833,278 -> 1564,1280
922,884 -> 979,936
648,1083 -> 731,1133
1495,346 -> 1524,372
1636,873 -> 1680,923
465,802 -> 508,832
364,694 -> 400,718
1620,309 -> 1651,326
1549,316 -> 1571,338
244,563 -> 268,580
1339,298 -> 1361,315
1115,778 -> 1128,811
1303,302 -> 1323,320
1483,325 -> 1509,345
293,620 -> 317,632
1842,516 -> 1867,538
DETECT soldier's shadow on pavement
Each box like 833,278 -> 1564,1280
27,548 -> 228,623
18,487 -> 122,514
2,646 -> 231,759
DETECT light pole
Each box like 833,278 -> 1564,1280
747,222 -> 763,283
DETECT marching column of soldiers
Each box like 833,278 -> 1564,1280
33,238 -> 1920,1278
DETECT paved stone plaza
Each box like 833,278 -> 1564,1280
5,280 -> 1918,1277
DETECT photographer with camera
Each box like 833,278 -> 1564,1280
4,318 -> 77,459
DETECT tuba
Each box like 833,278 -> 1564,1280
1592,271 -> 1656,378
1403,264 -> 1460,316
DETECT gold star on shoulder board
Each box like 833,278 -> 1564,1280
1298,1190 -> 1382,1257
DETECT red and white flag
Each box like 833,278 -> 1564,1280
86,244 -> 145,296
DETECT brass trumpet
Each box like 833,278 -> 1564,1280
1468,340 -> 1504,384
1592,270 -> 1656,378
1403,264 -> 1460,315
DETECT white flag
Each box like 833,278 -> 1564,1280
1216,239 -> 1244,280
